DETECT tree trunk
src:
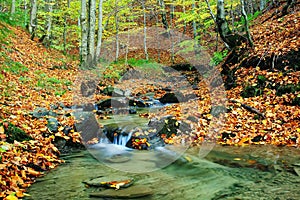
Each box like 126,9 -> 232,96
81,0 -> 88,68
10,0 -> 15,15
170,0 -> 174,63
43,0 -> 53,48
192,0 -> 197,40
88,0 -> 96,66
158,0 -> 168,30
29,0 -> 37,40
260,0 -> 266,11
115,0 -> 119,61
63,0 -> 71,55
142,0 -> 148,60
216,0 -> 233,49
95,0 -> 104,60
240,0 -> 254,47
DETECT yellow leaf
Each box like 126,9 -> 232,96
0,126 -> 4,134
262,120 -> 267,126
297,128 -> 300,133
5,194 -> 18,200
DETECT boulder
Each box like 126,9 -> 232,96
158,92 -> 185,104
96,98 -> 128,110
47,117 -> 59,133
129,99 -> 148,107
73,111 -> 102,143
31,107 -> 57,118
101,86 -> 125,97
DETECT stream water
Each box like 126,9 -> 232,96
25,144 -> 300,200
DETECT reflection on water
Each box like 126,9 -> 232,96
25,145 -> 300,200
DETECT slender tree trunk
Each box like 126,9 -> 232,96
260,0 -> 266,11
158,0 -> 168,30
142,0 -> 148,60
170,0 -> 174,63
10,0 -> 15,15
95,0 -> 104,60
29,0 -> 37,40
182,5 -> 187,36
204,0 -> 216,23
216,0 -> 232,49
230,0 -> 235,32
192,0 -> 201,54
115,0 -> 119,61
241,0 -> 254,47
63,0 -> 71,55
43,0 -> 53,48
88,0 -> 96,66
81,0 -> 88,68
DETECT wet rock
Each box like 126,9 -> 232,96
63,126 -> 73,135
47,117 -> 59,133
73,111 -> 102,142
159,92 -> 185,104
31,107 -> 57,118
84,175 -> 133,188
82,103 -> 96,111
129,108 -> 137,114
96,98 -> 128,110
148,115 -> 191,138
129,99 -> 148,107
90,185 -> 153,198
101,86 -> 125,97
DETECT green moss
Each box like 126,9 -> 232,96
1,122 -> 32,143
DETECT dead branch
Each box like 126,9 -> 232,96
229,99 -> 265,118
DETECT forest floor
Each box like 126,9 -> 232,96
0,2 -> 299,199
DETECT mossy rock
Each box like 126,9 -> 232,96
275,84 -> 300,96
1,122 -> 32,143
241,85 -> 263,98
292,96 -> 300,106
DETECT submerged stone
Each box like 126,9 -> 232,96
90,185 -> 153,198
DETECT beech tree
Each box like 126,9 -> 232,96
95,0 -> 104,59
88,0 -> 96,65
10,0 -> 15,15
29,0 -> 37,40
80,0 -> 88,68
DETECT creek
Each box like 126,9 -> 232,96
25,144 -> 300,199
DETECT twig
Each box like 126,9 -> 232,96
256,46 -> 271,68
229,99 -> 265,118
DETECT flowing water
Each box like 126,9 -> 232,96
25,97 -> 300,200
25,144 -> 300,200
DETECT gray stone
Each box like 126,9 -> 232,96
73,111 -> 102,142
47,117 -> 59,133
83,175 -> 133,188
90,185 -> 153,198
158,92 -> 185,104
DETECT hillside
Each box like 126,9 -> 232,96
0,1 -> 299,199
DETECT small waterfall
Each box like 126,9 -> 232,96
113,131 -> 133,146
